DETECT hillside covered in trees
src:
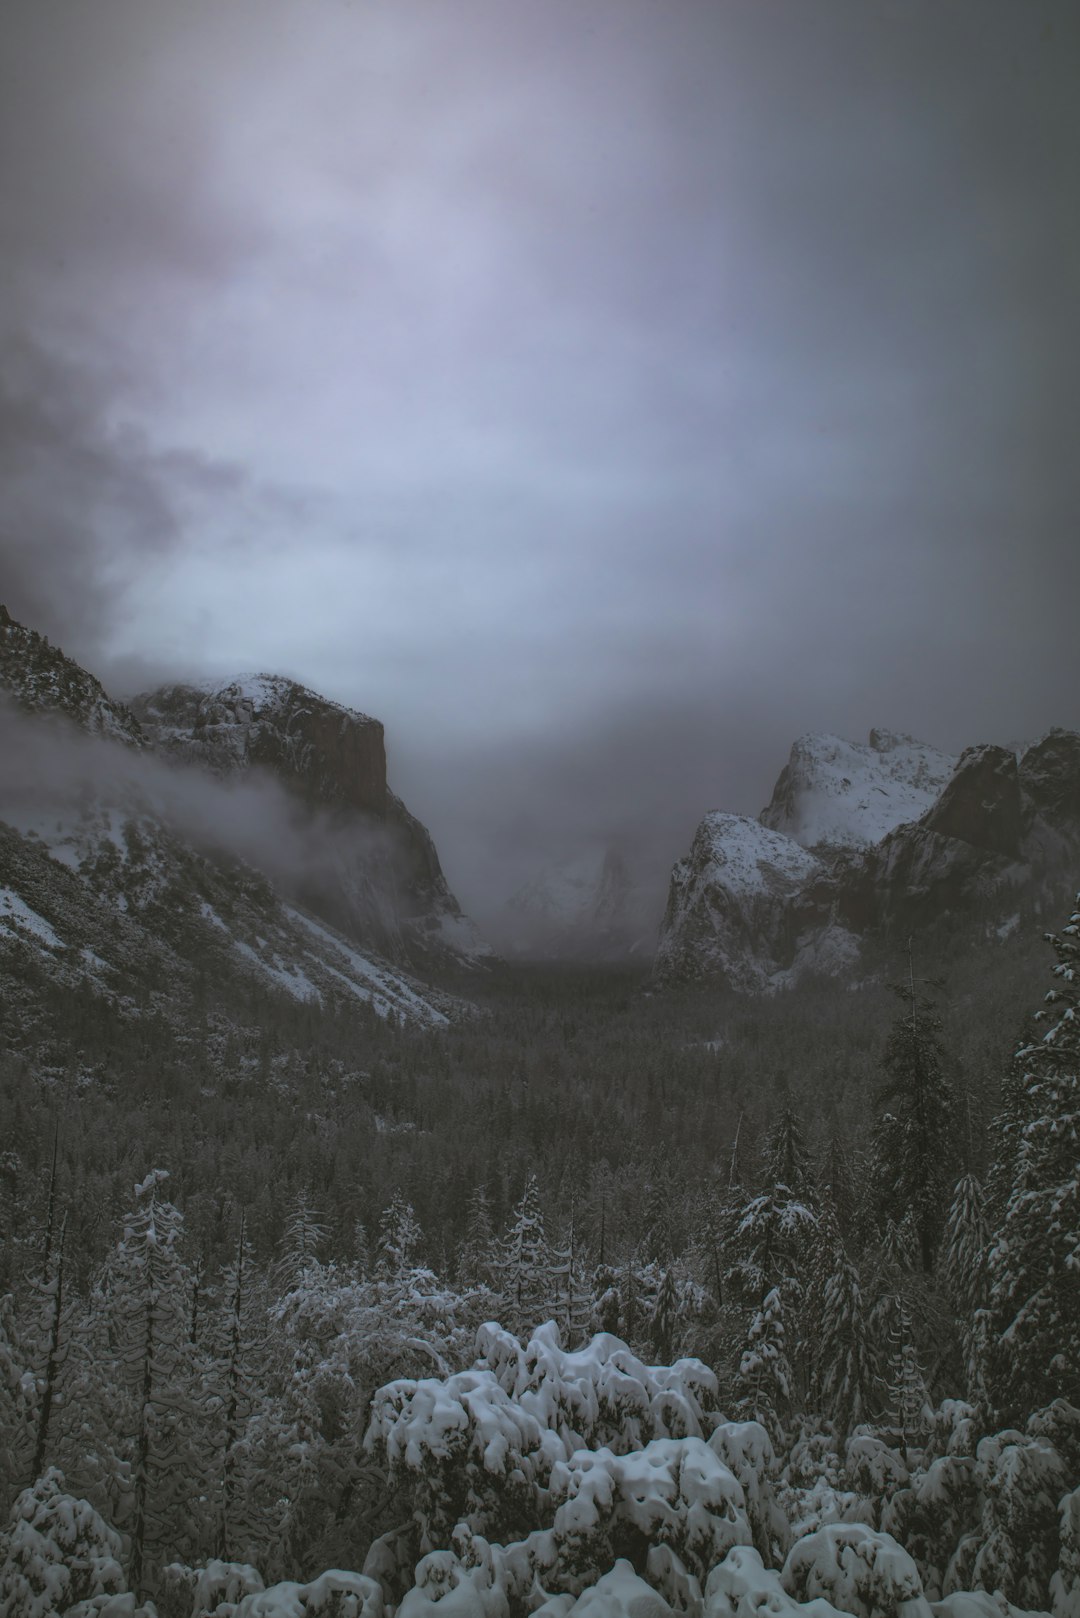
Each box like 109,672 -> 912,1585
1,895 -> 1078,1616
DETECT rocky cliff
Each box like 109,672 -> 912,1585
657,727 -> 1080,992
0,607 -> 488,983
131,675 -> 489,968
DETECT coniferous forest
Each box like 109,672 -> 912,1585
2,894 -> 1078,1616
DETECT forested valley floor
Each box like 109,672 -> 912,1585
1,897 -> 1078,1617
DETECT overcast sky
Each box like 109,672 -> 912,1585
2,0 -> 1077,922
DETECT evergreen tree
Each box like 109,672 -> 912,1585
871,956 -> 956,1272
274,1190 -> 328,1292
103,1170 -> 207,1596
762,1099 -> 812,1198
650,1267 -> 680,1365
496,1175 -> 554,1337
377,1195 -> 423,1278
550,1203 -> 592,1348
815,1245 -> 875,1438
456,1184 -> 496,1286
986,896 -> 1080,1416
736,1287 -> 791,1439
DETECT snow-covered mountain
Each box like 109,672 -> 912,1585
131,675 -> 490,969
500,847 -> 658,959
0,606 -> 485,1044
759,729 -> 956,851
657,727 -> 1080,993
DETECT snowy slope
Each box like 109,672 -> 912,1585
654,814 -> 857,992
0,798 -> 460,1031
760,729 -> 956,852
133,674 -> 491,967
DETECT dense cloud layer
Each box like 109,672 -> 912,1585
2,0 -> 1077,921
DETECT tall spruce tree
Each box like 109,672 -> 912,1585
104,1170 -> 207,1596
872,951 -> 955,1272
986,895 -> 1080,1416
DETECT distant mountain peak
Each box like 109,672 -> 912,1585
759,728 -> 956,852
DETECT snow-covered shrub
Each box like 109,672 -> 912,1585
881,1455 -> 981,1599
233,1569 -> 383,1617
708,1422 -> 789,1563
534,1559 -> 675,1618
842,1432 -> 909,1525
365,1364 -> 558,1550
547,1437 -> 750,1586
963,1428 -> 1070,1610
1051,1486 -> 1080,1618
0,1469 -> 126,1618
365,1323 -> 721,1586
160,1558 -> 265,1618
702,1544 -> 847,1616
476,1323 -> 718,1455
781,1521 -> 926,1618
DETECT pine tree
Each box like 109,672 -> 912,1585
456,1185 -> 495,1286
815,1245 -> 875,1438
986,895 -> 1080,1416
550,1203 -> 592,1349
736,1287 -> 792,1439
888,1324 -> 932,1452
274,1189 -> 328,1292
103,1170 -> 208,1596
496,1175 -> 554,1337
651,1267 -> 680,1365
762,1099 -> 812,1198
377,1195 -> 423,1277
872,952 -> 956,1273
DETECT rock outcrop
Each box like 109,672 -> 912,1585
0,607 -> 488,978
657,726 -> 1080,993
130,676 -> 490,970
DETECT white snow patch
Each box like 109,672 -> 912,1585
286,907 -> 449,1028
0,887 -> 63,949
232,940 -> 320,1003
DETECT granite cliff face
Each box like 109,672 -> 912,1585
0,608 -> 488,998
131,675 -> 489,967
657,727 -> 1080,993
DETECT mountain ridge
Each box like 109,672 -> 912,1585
656,725 -> 1080,993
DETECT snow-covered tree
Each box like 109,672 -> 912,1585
377,1194 -> 423,1277
0,1469 -> 127,1617
815,1246 -> 875,1438
872,966 -> 956,1272
496,1175 -> 555,1338
103,1169 -> 207,1595
736,1287 -> 792,1439
986,895 -> 1080,1417
762,1100 -> 812,1199
273,1189 -> 328,1292
456,1184 -> 496,1286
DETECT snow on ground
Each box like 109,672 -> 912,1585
0,886 -> 63,949
231,940 -> 320,1003
286,907 -> 450,1028
760,730 -> 957,852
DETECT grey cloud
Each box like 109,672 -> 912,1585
1,0 -> 1077,923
